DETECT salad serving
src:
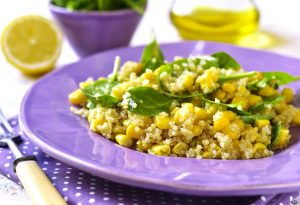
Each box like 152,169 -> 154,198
69,39 -> 300,159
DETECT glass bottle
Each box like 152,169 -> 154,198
170,0 -> 260,43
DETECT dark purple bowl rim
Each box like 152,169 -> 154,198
48,2 -> 143,17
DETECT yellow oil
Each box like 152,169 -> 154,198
170,6 -> 260,43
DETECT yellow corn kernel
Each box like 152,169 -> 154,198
192,125 -> 203,136
115,134 -> 133,147
238,86 -> 248,95
222,111 -> 236,121
140,71 -> 156,83
90,118 -> 105,131
154,114 -> 171,129
272,129 -> 290,149
214,117 -> 230,131
68,89 -> 86,105
182,72 -> 195,88
202,151 -> 212,159
255,119 -> 270,129
126,124 -> 144,139
207,105 -> 218,117
292,109 -> 300,125
194,107 -> 209,120
248,94 -> 262,106
111,86 -> 126,100
79,81 -> 93,89
232,119 -> 244,131
222,124 -> 240,139
172,142 -> 188,155
232,139 -> 240,148
171,107 -> 179,116
258,86 -> 275,97
182,103 -> 195,113
232,96 -> 248,110
213,90 -> 226,101
282,88 -> 294,103
222,82 -> 236,93
112,125 -> 126,134
254,143 -> 266,152
150,144 -> 171,156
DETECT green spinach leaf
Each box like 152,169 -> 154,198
239,114 -> 273,124
127,86 -> 172,116
122,0 -> 147,14
140,37 -> 164,71
81,79 -> 119,108
218,71 -> 257,83
267,122 -> 282,149
211,52 -> 240,70
263,72 -> 300,86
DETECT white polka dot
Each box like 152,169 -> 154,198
89,192 -> 95,195
90,187 -> 95,190
55,167 -> 60,170
64,196 -> 68,202
43,161 -> 49,165
53,171 -> 58,174
279,203 -> 284,205
25,141 -> 29,145
75,193 -> 81,197
63,181 -> 69,185
42,167 -> 47,171
118,203 -> 124,205
34,147 -> 39,150
6,156 -> 12,160
10,120 -> 16,125
56,163 -> 61,166
53,183 -> 56,186
132,203 -> 139,205
65,176 -> 70,179
104,192 -> 109,195
90,182 -> 96,185
51,176 -> 57,180
4,163 -> 10,168
290,196 -> 294,201
78,177 -> 83,180
33,151 -> 38,155
103,197 -> 109,201
45,155 -> 50,158
76,186 -> 82,190
118,197 -> 123,201
67,167 -> 72,170
89,198 -> 95,204
261,196 -> 266,202
77,181 -> 82,184
77,203 -> 82,205
62,188 -> 68,192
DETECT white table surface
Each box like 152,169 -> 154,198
1,0 -> 300,204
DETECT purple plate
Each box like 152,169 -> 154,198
19,41 -> 300,196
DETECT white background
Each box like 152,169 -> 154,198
1,0 -> 300,204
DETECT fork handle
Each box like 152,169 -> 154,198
14,158 -> 67,205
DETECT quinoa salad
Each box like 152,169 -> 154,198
69,39 -> 300,159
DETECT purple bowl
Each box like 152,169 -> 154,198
49,3 -> 143,57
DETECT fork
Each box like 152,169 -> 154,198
0,110 -> 66,205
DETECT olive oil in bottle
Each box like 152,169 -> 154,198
170,0 -> 260,43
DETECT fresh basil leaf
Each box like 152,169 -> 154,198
267,122 -> 282,149
81,79 -> 119,108
140,37 -> 164,71
249,95 -> 285,112
263,72 -> 300,86
218,71 -> 257,83
127,86 -> 172,116
211,52 -> 240,70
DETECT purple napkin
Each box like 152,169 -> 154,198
0,117 -> 298,205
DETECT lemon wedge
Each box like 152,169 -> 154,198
1,15 -> 62,75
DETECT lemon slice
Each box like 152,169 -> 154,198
1,15 -> 62,75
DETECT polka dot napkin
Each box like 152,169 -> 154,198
0,117 -> 299,205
